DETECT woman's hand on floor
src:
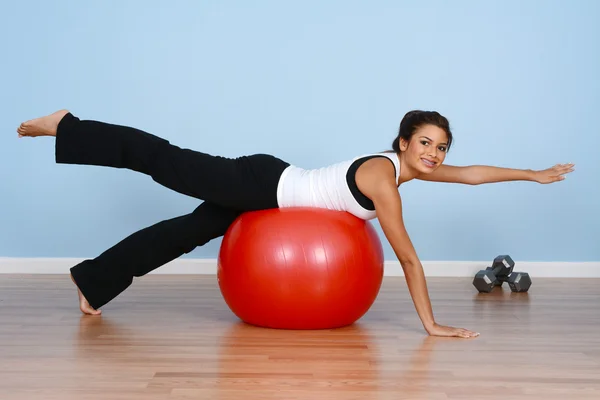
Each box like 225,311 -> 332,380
426,322 -> 480,338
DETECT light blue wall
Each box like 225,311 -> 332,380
1,1 -> 598,262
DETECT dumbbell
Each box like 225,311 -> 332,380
472,255 -> 515,293
506,271 -> 532,292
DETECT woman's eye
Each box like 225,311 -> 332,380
438,146 -> 447,152
420,141 -> 429,146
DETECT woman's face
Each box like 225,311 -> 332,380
400,124 -> 449,174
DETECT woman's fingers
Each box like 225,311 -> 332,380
455,328 -> 479,338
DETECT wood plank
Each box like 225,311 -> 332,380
0,274 -> 599,399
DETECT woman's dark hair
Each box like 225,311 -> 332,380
391,110 -> 453,153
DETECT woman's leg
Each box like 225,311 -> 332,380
18,110 -> 289,312
70,201 -> 241,312
18,110 -> 289,211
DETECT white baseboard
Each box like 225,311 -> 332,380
0,258 -> 598,277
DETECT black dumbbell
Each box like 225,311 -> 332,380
473,255 -> 515,293
506,272 -> 532,292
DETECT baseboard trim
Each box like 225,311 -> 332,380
0,258 -> 598,277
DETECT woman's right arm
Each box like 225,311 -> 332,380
371,183 -> 478,338
357,160 -> 479,338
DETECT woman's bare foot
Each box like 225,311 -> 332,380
17,109 -> 69,138
70,273 -> 101,315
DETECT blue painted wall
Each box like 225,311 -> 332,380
1,0 -> 598,262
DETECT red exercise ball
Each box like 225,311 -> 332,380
217,207 -> 384,329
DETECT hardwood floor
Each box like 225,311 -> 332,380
1,274 -> 599,399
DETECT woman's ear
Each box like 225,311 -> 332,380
399,137 -> 409,152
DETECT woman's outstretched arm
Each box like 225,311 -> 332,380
417,163 -> 575,185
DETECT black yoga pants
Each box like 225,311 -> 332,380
56,113 -> 289,309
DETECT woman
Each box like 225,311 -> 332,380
17,109 -> 574,338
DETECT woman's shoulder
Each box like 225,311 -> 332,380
354,152 -> 400,197
355,155 -> 397,176
355,151 -> 399,178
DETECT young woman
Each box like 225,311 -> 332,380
17,109 -> 574,338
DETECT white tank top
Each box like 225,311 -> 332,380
276,152 -> 401,220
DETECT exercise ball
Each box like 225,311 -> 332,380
217,207 -> 384,329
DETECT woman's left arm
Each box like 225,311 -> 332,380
418,163 -> 575,185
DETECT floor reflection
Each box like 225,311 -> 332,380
215,321 -> 447,399
74,316 -> 457,399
